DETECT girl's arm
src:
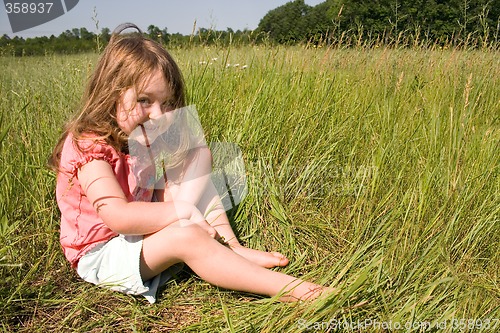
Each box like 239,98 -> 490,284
152,146 -> 289,268
155,146 -> 239,244
78,159 -> 212,236
196,181 -> 241,246
157,146 -> 212,205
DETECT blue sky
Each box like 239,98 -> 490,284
1,0 -> 325,38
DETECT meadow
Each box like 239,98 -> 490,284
0,45 -> 498,332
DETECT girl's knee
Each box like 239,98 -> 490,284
143,222 -> 212,262
161,223 -> 217,262
159,222 -> 210,244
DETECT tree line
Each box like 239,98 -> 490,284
0,25 -> 260,56
1,0 -> 498,55
257,0 -> 499,47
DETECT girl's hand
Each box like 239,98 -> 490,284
178,218 -> 219,240
170,200 -> 219,239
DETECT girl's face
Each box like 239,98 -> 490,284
116,70 -> 175,135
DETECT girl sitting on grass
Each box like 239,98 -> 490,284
49,23 -> 331,303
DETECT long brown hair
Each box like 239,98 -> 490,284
48,23 -> 186,171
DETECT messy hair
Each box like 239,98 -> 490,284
49,23 -> 186,171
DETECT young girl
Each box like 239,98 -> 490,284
49,23 -> 330,304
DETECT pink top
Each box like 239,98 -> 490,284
56,134 -> 154,268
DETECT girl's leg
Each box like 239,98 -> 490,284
140,222 -> 326,301
197,182 -> 290,269
161,149 -> 296,270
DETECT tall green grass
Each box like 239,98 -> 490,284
1,46 -> 498,332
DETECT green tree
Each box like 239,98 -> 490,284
100,27 -> 111,43
80,27 -> 93,41
161,27 -> 170,45
257,0 -> 312,43
71,28 -> 80,39
323,0 -> 499,43
147,25 -> 162,40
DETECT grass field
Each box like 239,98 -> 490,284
0,45 -> 499,332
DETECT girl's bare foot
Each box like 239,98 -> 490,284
279,283 -> 338,302
229,245 -> 289,268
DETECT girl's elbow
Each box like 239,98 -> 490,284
101,217 -> 129,235
98,203 -> 134,234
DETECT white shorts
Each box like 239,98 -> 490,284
76,234 -> 183,304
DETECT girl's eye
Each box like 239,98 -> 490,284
138,98 -> 150,106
